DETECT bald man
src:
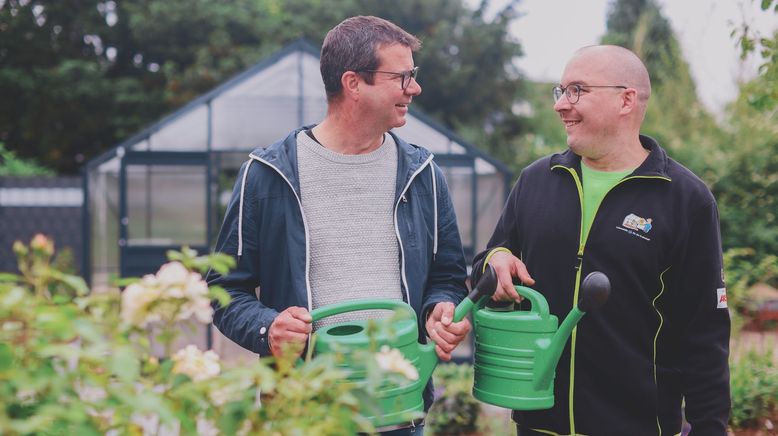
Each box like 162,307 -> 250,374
472,45 -> 730,435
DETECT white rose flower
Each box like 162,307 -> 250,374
375,345 -> 419,381
190,297 -> 214,324
121,282 -> 160,327
184,274 -> 208,297
140,273 -> 157,287
177,299 -> 212,324
172,345 -> 221,382
209,377 -> 252,406
166,284 -> 185,298
156,261 -> 190,287
75,383 -> 107,403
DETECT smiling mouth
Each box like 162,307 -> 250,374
563,120 -> 580,127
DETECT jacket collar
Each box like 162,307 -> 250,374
548,134 -> 672,180
248,126 -> 433,198
389,130 -> 433,200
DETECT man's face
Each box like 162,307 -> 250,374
553,54 -> 625,159
359,43 -> 422,132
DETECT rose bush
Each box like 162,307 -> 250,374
0,236 -> 419,435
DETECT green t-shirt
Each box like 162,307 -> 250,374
581,163 -> 634,244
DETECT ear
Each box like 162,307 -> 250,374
341,71 -> 361,101
619,88 -> 638,115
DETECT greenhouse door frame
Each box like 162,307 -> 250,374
119,151 -> 211,278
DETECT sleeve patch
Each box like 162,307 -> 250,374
717,288 -> 728,309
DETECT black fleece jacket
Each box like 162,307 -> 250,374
472,136 -> 730,436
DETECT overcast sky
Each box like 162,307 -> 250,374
478,0 -> 776,113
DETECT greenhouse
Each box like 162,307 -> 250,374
83,39 -> 513,294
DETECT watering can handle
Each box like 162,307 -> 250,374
471,285 -> 551,319
309,299 -> 416,323
510,285 -> 551,319
454,284 -> 551,322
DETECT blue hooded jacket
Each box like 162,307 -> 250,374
207,126 -> 468,408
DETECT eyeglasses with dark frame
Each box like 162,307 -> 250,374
552,83 -> 627,104
356,66 -> 419,90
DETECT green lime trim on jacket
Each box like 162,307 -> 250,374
550,164 -> 673,435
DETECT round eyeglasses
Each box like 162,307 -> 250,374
552,84 -> 627,104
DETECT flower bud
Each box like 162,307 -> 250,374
12,240 -> 28,256
30,234 -> 54,256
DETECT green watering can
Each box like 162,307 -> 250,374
452,264 -> 611,410
309,300 -> 437,429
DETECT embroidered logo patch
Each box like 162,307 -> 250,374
616,213 -> 653,241
717,288 -> 728,309
622,213 -> 653,233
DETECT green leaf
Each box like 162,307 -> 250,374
0,343 -> 13,371
209,286 -> 232,307
110,346 -> 140,383
50,271 -> 90,296
111,276 -> 138,287
2,286 -> 26,308
0,272 -> 21,283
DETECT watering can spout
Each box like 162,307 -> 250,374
533,272 -> 611,391
417,341 -> 438,386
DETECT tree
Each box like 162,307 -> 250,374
713,0 -> 778,265
600,0 -> 724,181
1,0 -> 526,174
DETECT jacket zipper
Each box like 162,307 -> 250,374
394,155 -> 434,304
249,154 -> 313,313
553,164 -> 671,434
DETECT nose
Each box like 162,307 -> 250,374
405,77 -> 422,96
553,95 -> 571,113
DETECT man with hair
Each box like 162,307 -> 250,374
208,16 -> 471,434
472,45 -> 730,435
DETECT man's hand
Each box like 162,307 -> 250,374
426,302 -> 472,361
488,251 -> 535,303
268,306 -> 312,359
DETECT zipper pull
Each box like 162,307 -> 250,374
401,194 -> 408,203
575,246 -> 584,270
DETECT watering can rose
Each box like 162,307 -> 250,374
120,261 -> 213,327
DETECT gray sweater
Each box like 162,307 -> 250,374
296,131 -> 404,328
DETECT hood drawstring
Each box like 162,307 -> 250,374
431,165 -> 438,260
237,160 -> 252,258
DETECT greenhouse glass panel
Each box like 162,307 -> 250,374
302,97 -> 327,126
475,171 -> 506,251
211,96 -> 299,149
301,52 -> 325,96
395,116 -> 467,155
125,165 -> 207,246
89,158 -> 120,289
226,54 -> 299,97
148,106 -> 208,151
441,166 -> 474,250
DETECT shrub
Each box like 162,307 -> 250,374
427,363 -> 481,435
0,143 -> 54,176
730,344 -> 778,429
724,248 -> 778,333
0,236 -> 416,435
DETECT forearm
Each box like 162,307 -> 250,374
212,290 -> 278,356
